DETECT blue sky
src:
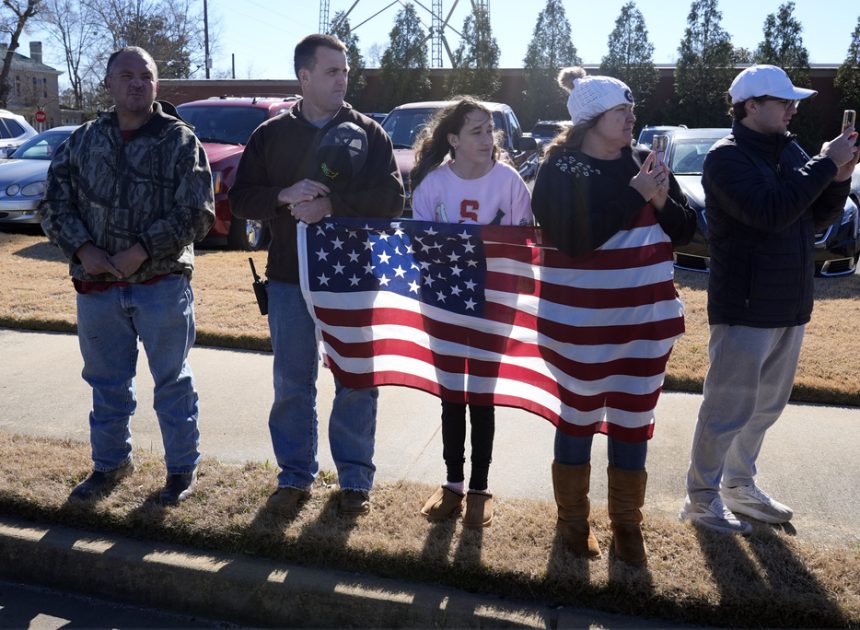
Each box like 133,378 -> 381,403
21,0 -> 860,81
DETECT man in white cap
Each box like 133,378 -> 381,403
680,65 -> 859,534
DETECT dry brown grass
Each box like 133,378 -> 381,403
1,433 -> 858,628
2,230 -> 859,404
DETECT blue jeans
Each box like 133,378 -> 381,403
554,430 -> 648,471
76,274 -> 200,474
267,280 -> 377,491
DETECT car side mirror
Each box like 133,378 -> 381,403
516,135 -> 537,151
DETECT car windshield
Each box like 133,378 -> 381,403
10,130 -> 73,160
382,107 -> 505,149
177,105 -> 268,145
668,138 -> 721,175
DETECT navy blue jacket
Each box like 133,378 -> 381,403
703,122 -> 849,327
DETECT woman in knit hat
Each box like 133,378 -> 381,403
531,67 -> 696,566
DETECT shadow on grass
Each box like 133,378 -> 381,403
11,239 -> 65,262
693,523 -> 848,628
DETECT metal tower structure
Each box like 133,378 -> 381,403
430,0 -> 443,68
319,0 -> 330,33
317,1 -> 490,68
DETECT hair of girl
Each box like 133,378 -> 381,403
411,96 -> 500,190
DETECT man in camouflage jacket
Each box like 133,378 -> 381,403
41,46 -> 215,506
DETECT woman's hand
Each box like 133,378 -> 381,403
629,152 -> 670,209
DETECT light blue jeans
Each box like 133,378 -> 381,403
554,431 -> 648,471
267,280 -> 377,491
76,274 -> 200,474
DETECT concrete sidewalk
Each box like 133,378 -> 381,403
2,328 -> 858,543
0,327 -> 858,626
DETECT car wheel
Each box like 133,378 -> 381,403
227,217 -> 270,251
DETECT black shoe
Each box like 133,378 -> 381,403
69,460 -> 134,502
338,489 -> 371,515
160,469 -> 197,506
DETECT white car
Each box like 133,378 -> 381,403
0,109 -> 38,159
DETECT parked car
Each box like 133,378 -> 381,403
380,100 -> 538,215
177,96 -> 300,250
363,112 -> 388,125
0,125 -> 78,229
0,109 -> 38,160
668,128 -> 860,277
530,119 -> 571,150
636,124 -> 686,150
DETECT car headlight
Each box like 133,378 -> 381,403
841,197 -> 858,225
21,181 -> 45,196
5,184 -> 19,196
212,170 -> 223,194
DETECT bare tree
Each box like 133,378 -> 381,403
38,0 -> 100,110
85,0 -> 208,79
0,0 -> 42,107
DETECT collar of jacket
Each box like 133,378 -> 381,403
288,98 -> 353,128
731,120 -> 794,163
96,101 -> 180,138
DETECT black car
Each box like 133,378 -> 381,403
667,128 -> 860,277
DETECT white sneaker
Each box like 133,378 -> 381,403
722,484 -> 793,524
679,495 -> 752,535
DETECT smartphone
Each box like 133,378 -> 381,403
842,109 -> 856,132
652,134 -> 668,166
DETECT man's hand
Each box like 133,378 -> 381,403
291,197 -> 333,224
821,128 -> 859,172
109,243 -> 149,278
75,242 -> 123,278
277,179 -> 331,207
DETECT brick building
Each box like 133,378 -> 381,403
159,64 -> 846,135
0,42 -> 66,129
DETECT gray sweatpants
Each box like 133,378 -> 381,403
685,323 -> 804,506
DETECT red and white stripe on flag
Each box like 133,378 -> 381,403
298,208 -> 684,441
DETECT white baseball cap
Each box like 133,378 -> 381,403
728,64 -> 816,104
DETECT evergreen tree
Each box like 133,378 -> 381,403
329,11 -> 366,108
599,2 -> 660,128
754,2 -> 819,150
521,0 -> 581,127
673,0 -> 735,128
379,3 -> 430,110
754,2 -> 810,86
447,5 -> 500,99
834,16 -> 860,113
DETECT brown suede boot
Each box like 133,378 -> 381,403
552,461 -> 601,558
607,465 -> 648,567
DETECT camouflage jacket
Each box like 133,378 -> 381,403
42,102 -> 215,283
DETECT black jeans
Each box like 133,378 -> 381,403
441,400 -> 495,491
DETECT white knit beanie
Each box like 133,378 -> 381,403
566,75 -> 635,126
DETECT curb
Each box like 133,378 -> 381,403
0,516 -> 677,628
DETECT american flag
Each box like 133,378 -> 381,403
298,210 -> 684,440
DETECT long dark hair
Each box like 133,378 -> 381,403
411,97 -> 500,190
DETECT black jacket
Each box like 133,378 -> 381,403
229,101 -> 404,283
531,145 -> 696,257
703,122 -> 849,327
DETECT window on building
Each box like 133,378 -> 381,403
42,78 -> 47,98
15,76 -> 20,97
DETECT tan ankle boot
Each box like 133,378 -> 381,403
607,465 -> 648,567
552,461 -> 601,558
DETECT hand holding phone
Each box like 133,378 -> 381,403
652,134 -> 668,166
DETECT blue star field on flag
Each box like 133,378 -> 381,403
306,218 -> 487,317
